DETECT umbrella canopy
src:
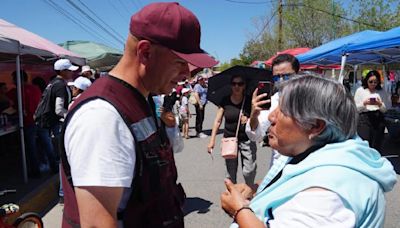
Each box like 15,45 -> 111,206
0,19 -> 85,65
265,47 -> 311,65
207,65 -> 272,106
59,40 -> 123,71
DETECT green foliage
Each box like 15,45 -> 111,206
282,0 -> 350,47
232,0 -> 399,65
349,0 -> 400,31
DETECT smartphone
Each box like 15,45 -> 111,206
257,81 -> 273,110
370,97 -> 376,103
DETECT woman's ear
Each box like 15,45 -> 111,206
308,119 -> 326,140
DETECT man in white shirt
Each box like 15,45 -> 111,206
245,54 -> 300,168
62,2 -> 218,227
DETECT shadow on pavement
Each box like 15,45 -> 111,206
183,197 -> 213,216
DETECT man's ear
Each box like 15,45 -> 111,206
136,40 -> 152,64
309,119 -> 326,140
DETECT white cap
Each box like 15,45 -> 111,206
182,88 -> 190,94
54,59 -> 79,71
80,65 -> 92,74
72,76 -> 92,91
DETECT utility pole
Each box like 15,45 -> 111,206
331,0 -> 336,39
278,0 -> 283,50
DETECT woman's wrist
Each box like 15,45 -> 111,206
233,206 -> 254,222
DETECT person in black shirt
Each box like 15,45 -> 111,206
207,75 -> 257,185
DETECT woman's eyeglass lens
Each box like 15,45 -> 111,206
231,82 -> 245,87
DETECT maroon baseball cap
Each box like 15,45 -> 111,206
129,2 -> 218,68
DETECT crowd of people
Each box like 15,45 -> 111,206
0,2 -> 398,228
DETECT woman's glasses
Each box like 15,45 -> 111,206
231,82 -> 245,87
368,80 -> 378,84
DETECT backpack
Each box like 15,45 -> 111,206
34,78 -> 62,128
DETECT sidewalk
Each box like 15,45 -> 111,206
0,131 -> 59,222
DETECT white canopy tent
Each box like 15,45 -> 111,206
0,36 -> 57,183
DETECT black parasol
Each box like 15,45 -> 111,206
207,65 -> 272,106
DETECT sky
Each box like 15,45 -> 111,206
0,0 -> 276,64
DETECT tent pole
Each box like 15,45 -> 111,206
338,54 -> 347,84
16,55 -> 28,183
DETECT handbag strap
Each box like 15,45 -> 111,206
234,96 -> 246,138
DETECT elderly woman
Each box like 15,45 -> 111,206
221,74 -> 396,228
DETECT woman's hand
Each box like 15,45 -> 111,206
241,115 -> 248,125
235,183 -> 255,200
207,141 -> 215,154
376,97 -> 383,107
363,98 -> 371,106
221,179 -> 250,217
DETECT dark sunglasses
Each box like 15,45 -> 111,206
231,82 -> 245,87
272,73 -> 293,82
368,80 -> 378,84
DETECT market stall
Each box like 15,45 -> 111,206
0,19 -> 85,183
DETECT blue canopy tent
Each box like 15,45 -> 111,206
297,30 -> 382,66
297,27 -> 400,83
344,26 -> 400,65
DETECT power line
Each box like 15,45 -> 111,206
255,9 -> 278,40
42,0 -> 119,48
223,0 -> 278,4
75,0 -> 126,42
117,0 -> 133,16
65,0 -> 125,45
107,0 -> 129,23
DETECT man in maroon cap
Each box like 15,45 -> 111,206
60,2 -> 217,228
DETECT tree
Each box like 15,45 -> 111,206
234,0 -> 400,65
282,0 -> 350,47
237,0 -> 350,64
349,0 -> 400,31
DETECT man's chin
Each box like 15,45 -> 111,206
153,87 -> 173,95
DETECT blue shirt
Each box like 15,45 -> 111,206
193,83 -> 207,106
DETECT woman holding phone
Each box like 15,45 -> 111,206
354,70 -> 391,151
207,75 -> 256,186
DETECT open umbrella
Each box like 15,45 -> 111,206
207,65 -> 272,106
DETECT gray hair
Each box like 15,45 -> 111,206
278,73 -> 358,144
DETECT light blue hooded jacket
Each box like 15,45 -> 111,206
231,137 -> 397,228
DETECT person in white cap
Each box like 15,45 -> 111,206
68,77 -> 92,109
34,58 -> 79,204
179,87 -> 191,139
80,65 -> 95,82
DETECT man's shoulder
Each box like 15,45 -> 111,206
72,99 -> 118,116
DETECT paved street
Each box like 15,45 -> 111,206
43,104 -> 400,228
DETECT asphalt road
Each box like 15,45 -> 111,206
43,104 -> 400,228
